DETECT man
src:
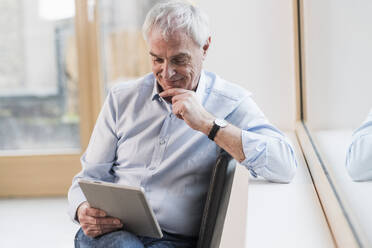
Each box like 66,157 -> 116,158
346,108 -> 372,181
69,1 -> 297,247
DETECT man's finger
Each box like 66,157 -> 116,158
85,229 -> 101,238
82,221 -> 123,235
172,102 -> 184,116
85,224 -> 123,238
159,88 -> 188,98
83,216 -> 121,225
171,93 -> 189,105
99,223 -> 123,229
95,217 -> 122,225
83,222 -> 123,230
101,226 -> 123,235
85,207 -> 107,217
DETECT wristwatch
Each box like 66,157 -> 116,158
208,119 -> 228,141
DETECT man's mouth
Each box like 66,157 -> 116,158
165,78 -> 182,84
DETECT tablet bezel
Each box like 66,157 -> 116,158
78,179 -> 163,238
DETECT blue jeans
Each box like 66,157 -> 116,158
74,228 -> 198,248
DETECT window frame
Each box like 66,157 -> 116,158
293,0 -> 365,247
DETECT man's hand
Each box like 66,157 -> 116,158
77,201 -> 123,238
160,88 -> 246,162
159,88 -> 215,134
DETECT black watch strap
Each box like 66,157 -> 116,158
208,123 -> 220,141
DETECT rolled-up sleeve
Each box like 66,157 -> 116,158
346,133 -> 372,181
68,90 -> 118,222
346,109 -> 372,181
227,96 -> 297,183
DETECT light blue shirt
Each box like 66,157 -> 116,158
346,109 -> 372,181
68,70 -> 297,236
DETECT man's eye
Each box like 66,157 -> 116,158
153,58 -> 163,63
172,58 -> 187,65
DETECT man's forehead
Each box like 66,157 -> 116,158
149,51 -> 191,58
148,29 -> 196,47
148,33 -> 195,58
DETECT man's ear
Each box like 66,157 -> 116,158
202,36 -> 211,59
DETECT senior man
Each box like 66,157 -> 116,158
69,1 -> 297,247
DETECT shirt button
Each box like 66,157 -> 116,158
149,167 -> 155,171
159,139 -> 166,145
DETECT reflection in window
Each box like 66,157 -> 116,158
0,0 -> 80,151
346,109 -> 372,181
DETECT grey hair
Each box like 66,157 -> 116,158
142,0 -> 210,47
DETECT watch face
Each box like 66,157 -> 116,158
215,119 -> 228,128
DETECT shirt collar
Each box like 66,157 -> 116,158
151,78 -> 162,102
151,70 -> 208,104
195,70 -> 207,103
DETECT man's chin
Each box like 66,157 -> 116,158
163,84 -> 180,90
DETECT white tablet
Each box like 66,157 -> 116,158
78,179 -> 163,238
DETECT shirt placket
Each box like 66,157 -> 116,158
148,104 -> 173,171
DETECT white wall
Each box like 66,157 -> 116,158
303,0 -> 372,130
197,0 -> 297,130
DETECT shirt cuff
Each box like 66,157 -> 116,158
68,185 -> 87,224
240,130 -> 297,183
240,130 -> 268,177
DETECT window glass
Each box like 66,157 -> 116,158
0,0 -> 80,152
98,0 -> 160,92
302,0 -> 372,245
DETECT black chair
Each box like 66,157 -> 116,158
197,151 -> 237,248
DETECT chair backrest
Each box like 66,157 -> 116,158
197,151 -> 237,248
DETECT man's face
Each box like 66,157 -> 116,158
148,29 -> 207,92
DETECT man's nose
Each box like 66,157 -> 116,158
161,62 -> 176,79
